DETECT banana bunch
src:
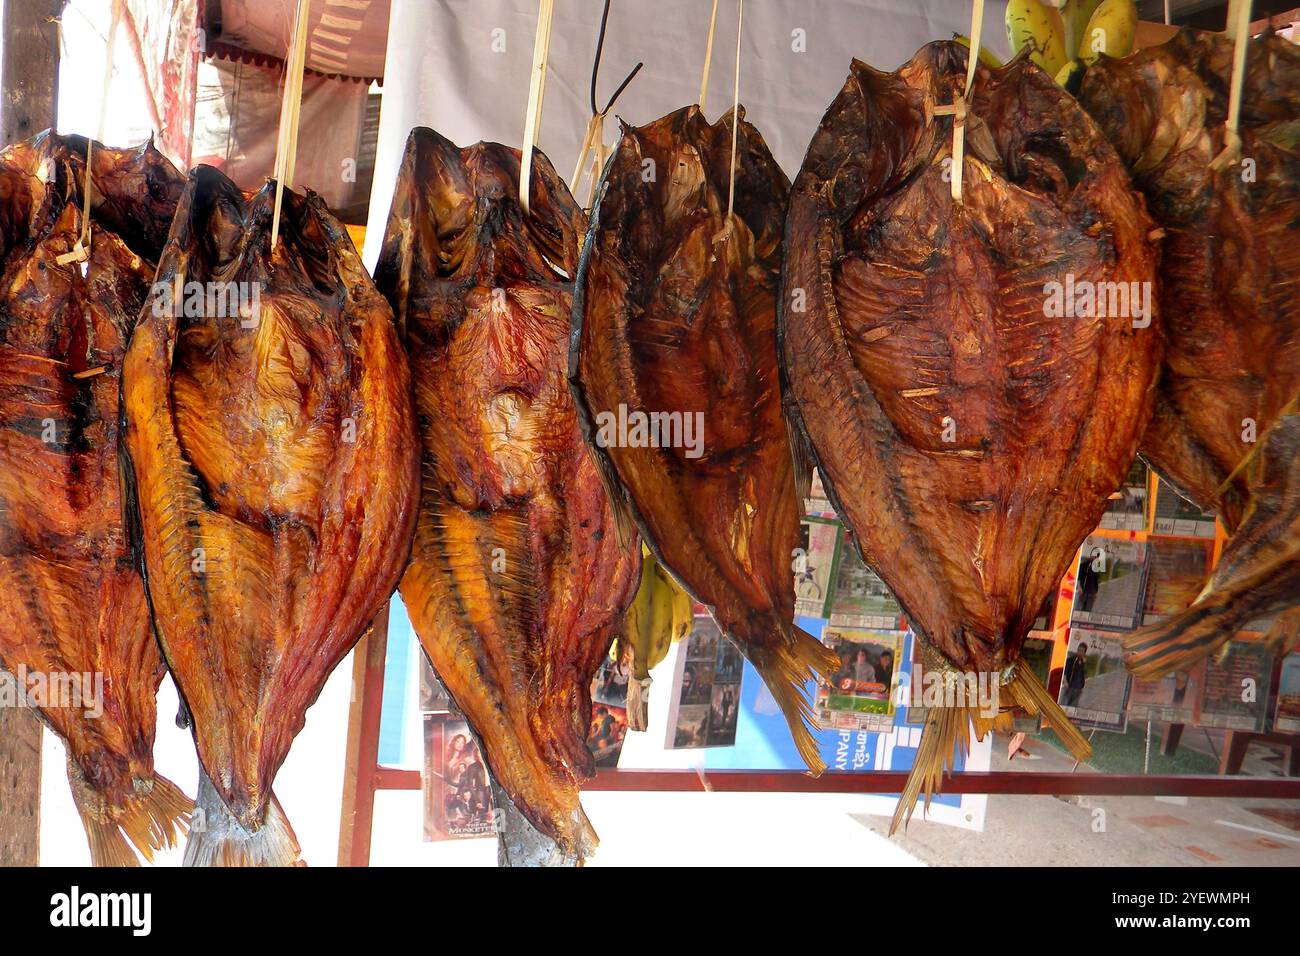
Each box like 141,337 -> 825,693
1005,0 -> 1137,86
616,545 -> 695,731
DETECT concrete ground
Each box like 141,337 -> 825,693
852,735 -> 1300,867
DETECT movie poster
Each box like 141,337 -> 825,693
1276,654 -> 1300,734
828,544 -> 904,631
794,517 -> 840,618
1196,638 -> 1273,732
1070,536 -> 1148,630
815,627 -> 901,733
1057,627 -> 1132,732
667,617 -> 743,749
588,657 -> 629,768
1151,477 -> 1218,538
1129,662 -> 1205,725
1098,459 -> 1149,532
423,714 -> 496,841
1142,538 -> 1213,626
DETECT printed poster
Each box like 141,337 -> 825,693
1129,662 -> 1205,725
1141,538 -> 1213,625
1057,627 -> 1132,733
828,543 -> 904,631
815,627 -> 901,734
666,616 -> 743,749
1098,458 -> 1149,531
423,714 -> 496,841
1196,637 -> 1273,732
1151,478 -> 1218,538
804,468 -> 836,517
1071,536 -> 1148,630
794,516 -> 840,618
1275,653 -> 1300,734
588,657 -> 629,768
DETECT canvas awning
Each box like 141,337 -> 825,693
200,0 -> 390,82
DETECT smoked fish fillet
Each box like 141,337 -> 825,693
0,131 -> 190,865
571,106 -> 838,773
1078,29 -> 1300,674
780,43 -> 1161,824
123,167 -> 420,865
374,128 -> 640,860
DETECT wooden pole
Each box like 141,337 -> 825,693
336,611 -> 390,867
0,0 -> 61,868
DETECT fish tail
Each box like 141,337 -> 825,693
749,624 -> 840,776
890,662 -> 1090,836
1124,593 -> 1239,679
182,767 -> 303,867
67,759 -> 193,866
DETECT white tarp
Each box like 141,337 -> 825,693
363,0 -> 1011,266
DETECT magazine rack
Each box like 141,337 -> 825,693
337,616 -> 1300,867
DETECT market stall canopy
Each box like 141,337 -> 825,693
201,0 -> 390,81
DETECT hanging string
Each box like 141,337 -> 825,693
933,0 -> 986,204
1210,0 -> 1253,171
57,0 -> 123,267
271,0 -> 310,248
520,0 -> 555,215
725,0 -> 743,230
569,0 -> 642,200
699,0 -> 720,110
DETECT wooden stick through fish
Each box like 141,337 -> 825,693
934,0 -> 985,204
271,0 -> 310,247
520,0 -> 555,215
1210,0 -> 1253,171
699,0 -> 720,110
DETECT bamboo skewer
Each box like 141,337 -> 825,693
57,0 -> 124,267
699,0 -> 720,111
1210,0 -> 1253,172
271,0 -> 311,248
725,0 -> 743,230
933,0 -> 985,204
520,0 -> 556,215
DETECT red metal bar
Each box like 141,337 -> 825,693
369,766 -> 1300,798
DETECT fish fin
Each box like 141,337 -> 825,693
747,624 -> 839,776
890,663 -> 1092,835
1003,663 -> 1091,761
589,443 -> 641,550
1124,593 -> 1241,679
68,765 -> 192,867
786,400 -> 817,507
891,703 -> 972,836
183,767 -> 302,867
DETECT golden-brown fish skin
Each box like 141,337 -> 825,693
0,132 -> 190,865
780,42 -> 1161,676
571,106 -> 837,773
123,166 -> 420,842
375,128 -> 640,858
1127,408 -> 1300,678
1079,28 -> 1300,530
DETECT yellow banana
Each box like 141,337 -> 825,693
954,34 -> 1004,69
1078,0 -> 1137,65
1005,0 -> 1069,78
